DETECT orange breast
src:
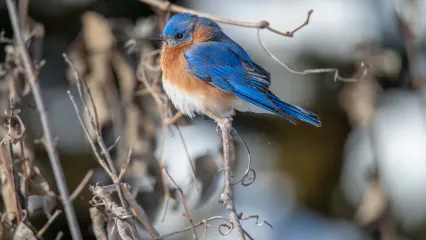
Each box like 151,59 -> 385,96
161,43 -> 237,110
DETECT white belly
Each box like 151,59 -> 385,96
162,79 -> 205,118
162,77 -> 269,119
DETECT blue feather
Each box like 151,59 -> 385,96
184,40 -> 321,126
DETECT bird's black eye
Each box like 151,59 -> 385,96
175,33 -> 184,40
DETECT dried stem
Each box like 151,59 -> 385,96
153,216 -> 234,239
256,29 -> 369,82
204,110 -> 245,240
5,0 -> 82,239
5,101 -> 23,222
36,169 -> 94,238
64,54 -> 140,239
0,145 -> 20,222
122,186 -> 161,239
138,0 -> 312,37
163,168 -> 197,239
137,50 -> 198,237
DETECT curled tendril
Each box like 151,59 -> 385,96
234,168 -> 256,186
215,126 -> 256,186
8,114 -> 26,141
240,214 -> 273,229
231,127 -> 256,186
218,221 -> 234,236
3,102 -> 26,142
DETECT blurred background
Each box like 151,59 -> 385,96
0,0 -> 426,239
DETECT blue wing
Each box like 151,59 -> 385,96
184,41 -> 321,127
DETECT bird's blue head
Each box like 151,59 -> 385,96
150,13 -> 223,48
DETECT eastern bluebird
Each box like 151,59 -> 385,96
150,13 -> 321,127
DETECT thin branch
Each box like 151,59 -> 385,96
0,145 -> 20,222
256,29 -> 369,82
118,147 -> 132,182
153,216 -> 234,239
138,0 -> 312,37
122,185 -> 161,239
6,100 -> 23,223
137,50 -> 199,230
5,1 -> 82,239
163,168 -> 197,239
64,54 -> 139,239
165,112 -> 183,126
70,169 -> 94,200
67,91 -> 113,177
36,169 -> 94,238
174,125 -> 199,191
107,136 -> 121,153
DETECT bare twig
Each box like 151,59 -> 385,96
165,112 -> 183,126
256,29 -> 369,82
137,51 -> 198,234
0,146 -> 20,222
70,169 -> 94,200
36,169 -> 94,238
138,0 -> 312,37
5,1 -> 82,239
174,125 -> 199,191
153,216 -> 234,239
64,54 -> 139,239
122,186 -> 161,239
55,231 -> 64,240
240,214 -> 272,229
163,168 -> 197,239
118,147 -> 132,182
5,100 -> 23,223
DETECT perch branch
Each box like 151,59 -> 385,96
204,110 -> 246,240
138,0 -> 312,37
5,0 -> 82,239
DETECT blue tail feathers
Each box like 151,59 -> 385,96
268,93 -> 321,127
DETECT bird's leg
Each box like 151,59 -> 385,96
204,109 -> 246,240
203,109 -> 223,124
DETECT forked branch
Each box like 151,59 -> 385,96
138,0 -> 312,37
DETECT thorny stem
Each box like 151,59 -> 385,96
138,0 -> 312,37
5,0 -> 82,239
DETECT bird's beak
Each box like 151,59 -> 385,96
149,34 -> 166,41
